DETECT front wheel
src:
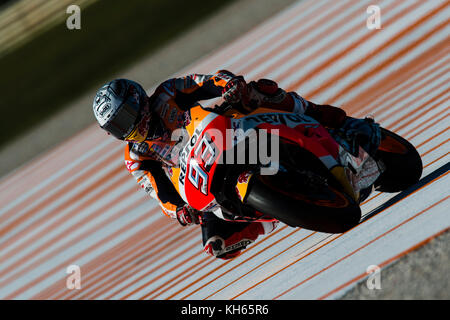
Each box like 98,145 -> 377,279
245,169 -> 361,233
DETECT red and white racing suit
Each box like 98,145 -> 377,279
124,70 -> 346,259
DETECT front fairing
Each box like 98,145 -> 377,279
171,108 -> 229,211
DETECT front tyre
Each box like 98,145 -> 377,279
245,171 -> 361,233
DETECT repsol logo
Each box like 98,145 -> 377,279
179,127 -> 203,185
244,113 -> 316,126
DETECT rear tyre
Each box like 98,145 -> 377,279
374,128 -> 423,192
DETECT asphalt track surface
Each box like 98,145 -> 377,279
0,0 -> 448,300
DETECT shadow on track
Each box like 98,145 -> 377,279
361,161 -> 449,222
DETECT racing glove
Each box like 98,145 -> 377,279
176,205 -> 201,226
222,76 -> 250,105
222,76 -> 293,113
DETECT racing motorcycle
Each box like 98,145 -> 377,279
163,102 -> 423,233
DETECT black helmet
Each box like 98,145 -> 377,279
93,79 -> 151,142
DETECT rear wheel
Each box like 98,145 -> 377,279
374,128 -> 423,192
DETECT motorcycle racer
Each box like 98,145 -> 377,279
92,70 -> 377,259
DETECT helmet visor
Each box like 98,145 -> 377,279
102,101 -> 140,140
